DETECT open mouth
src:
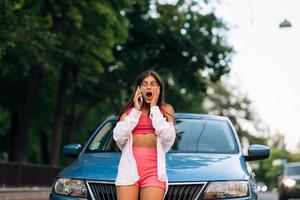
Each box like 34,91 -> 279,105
146,92 -> 152,97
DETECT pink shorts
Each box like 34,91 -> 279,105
133,146 -> 166,190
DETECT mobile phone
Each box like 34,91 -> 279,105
137,86 -> 143,105
139,96 -> 143,105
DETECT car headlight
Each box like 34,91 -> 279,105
282,177 -> 296,187
261,185 -> 267,192
53,178 -> 87,198
203,181 -> 248,199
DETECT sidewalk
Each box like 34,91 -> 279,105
0,187 -> 51,200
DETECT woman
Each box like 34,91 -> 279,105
113,70 -> 176,200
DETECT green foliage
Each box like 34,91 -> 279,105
111,1 -> 233,113
0,0 -> 135,164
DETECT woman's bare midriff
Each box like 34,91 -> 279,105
133,133 -> 157,148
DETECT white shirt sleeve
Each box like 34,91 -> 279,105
150,106 -> 176,152
113,108 -> 142,150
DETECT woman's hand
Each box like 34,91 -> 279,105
133,86 -> 143,110
150,86 -> 160,108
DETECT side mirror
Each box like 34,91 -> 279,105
63,144 -> 82,159
244,144 -> 270,161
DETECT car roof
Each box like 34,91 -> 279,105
107,113 -> 229,121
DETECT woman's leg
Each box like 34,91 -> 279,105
116,185 -> 139,200
140,186 -> 165,200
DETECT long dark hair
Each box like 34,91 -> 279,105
118,70 -> 170,120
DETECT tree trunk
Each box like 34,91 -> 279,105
68,95 -> 77,144
8,110 -> 20,161
68,68 -> 78,144
50,64 -> 70,166
9,65 -> 43,162
40,131 -> 50,164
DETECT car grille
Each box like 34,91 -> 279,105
166,182 -> 206,200
87,181 -> 116,200
87,181 -> 206,200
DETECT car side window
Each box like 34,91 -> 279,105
88,121 -> 118,152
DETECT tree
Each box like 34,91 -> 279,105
0,0 -> 136,165
0,0 -> 59,162
41,0 -> 135,166
111,0 -> 233,113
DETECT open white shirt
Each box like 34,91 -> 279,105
113,106 -> 176,196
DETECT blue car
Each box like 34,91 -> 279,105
50,113 -> 270,200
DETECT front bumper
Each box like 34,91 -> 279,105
50,193 -> 87,200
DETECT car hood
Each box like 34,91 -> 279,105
58,152 -> 248,182
167,153 -> 248,182
59,152 -> 121,181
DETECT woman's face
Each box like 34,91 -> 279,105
139,75 -> 160,104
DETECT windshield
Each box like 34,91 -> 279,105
87,118 -> 238,153
171,119 -> 238,153
286,166 -> 300,175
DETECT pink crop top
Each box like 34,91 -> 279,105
126,107 -> 156,134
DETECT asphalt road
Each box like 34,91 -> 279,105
258,191 -> 279,200
0,192 -> 49,200
0,187 -> 50,200
258,191 -> 300,200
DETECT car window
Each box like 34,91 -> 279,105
86,118 -> 238,153
87,121 -> 118,152
171,119 -> 238,153
285,165 -> 300,175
